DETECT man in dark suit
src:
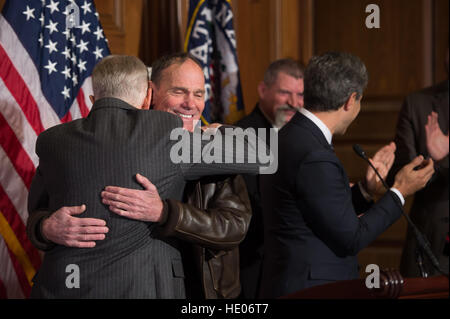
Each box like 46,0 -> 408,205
388,77 -> 449,277
259,51 -> 435,298
27,55 -> 261,298
235,58 -> 304,298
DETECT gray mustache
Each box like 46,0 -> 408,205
277,104 -> 297,112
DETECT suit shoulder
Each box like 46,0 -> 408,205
235,109 -> 269,129
37,118 -> 83,141
281,124 -> 337,163
406,80 -> 449,100
144,110 -> 183,129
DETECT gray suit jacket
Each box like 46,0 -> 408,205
27,97 -> 259,298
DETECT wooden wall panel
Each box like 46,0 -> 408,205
233,0 -> 313,114
434,0 -> 449,83
314,0 -> 432,98
95,0 -> 143,56
233,0 -> 274,114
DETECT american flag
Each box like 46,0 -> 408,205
0,0 -> 109,298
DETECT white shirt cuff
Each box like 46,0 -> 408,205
390,188 -> 405,206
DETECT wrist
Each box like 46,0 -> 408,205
39,216 -> 54,244
392,182 -> 405,198
389,187 -> 405,206
157,200 -> 169,224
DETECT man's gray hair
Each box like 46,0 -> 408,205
92,55 -> 148,107
304,52 -> 368,112
263,58 -> 305,86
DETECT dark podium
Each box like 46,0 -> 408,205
281,270 -> 449,299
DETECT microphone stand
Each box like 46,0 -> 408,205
415,248 -> 428,278
353,144 -> 448,277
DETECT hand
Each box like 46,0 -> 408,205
425,111 -> 449,161
393,155 -> 435,198
365,142 -> 396,196
201,123 -> 222,132
42,205 -> 108,248
101,174 -> 163,222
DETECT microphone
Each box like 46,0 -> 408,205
353,144 -> 447,277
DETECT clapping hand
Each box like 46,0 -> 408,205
425,111 -> 449,161
365,142 -> 396,196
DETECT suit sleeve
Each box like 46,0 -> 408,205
388,97 -> 418,185
296,152 -> 402,256
156,175 -> 252,251
179,126 -> 264,180
26,166 -> 56,251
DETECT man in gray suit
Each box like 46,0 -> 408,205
27,55 -> 261,298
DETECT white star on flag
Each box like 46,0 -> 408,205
39,13 -> 44,26
93,46 -> 103,60
77,59 -> 87,72
71,52 -> 77,64
45,19 -> 59,34
45,39 -> 58,54
62,46 -> 71,59
81,1 -> 92,15
44,59 -> 58,74
93,26 -> 104,41
70,34 -> 77,45
62,29 -> 71,40
79,20 -> 91,35
72,73 -> 78,86
46,0 -> 60,14
22,5 -> 35,21
61,85 -> 71,99
77,39 -> 89,53
61,66 -> 71,79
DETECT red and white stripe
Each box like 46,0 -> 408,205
0,14 -> 93,299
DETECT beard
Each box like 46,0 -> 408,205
273,104 -> 299,128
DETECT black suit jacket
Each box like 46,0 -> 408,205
235,104 -> 272,298
388,80 -> 449,276
259,112 -> 403,298
28,98 -> 260,298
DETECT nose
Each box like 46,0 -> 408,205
288,93 -> 303,109
298,94 -> 304,108
287,94 -> 297,108
182,93 -> 196,110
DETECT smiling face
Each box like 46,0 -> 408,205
151,59 -> 205,132
258,71 -> 304,127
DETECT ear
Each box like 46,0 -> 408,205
89,95 -> 95,105
343,92 -> 358,111
141,81 -> 152,110
257,81 -> 267,100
